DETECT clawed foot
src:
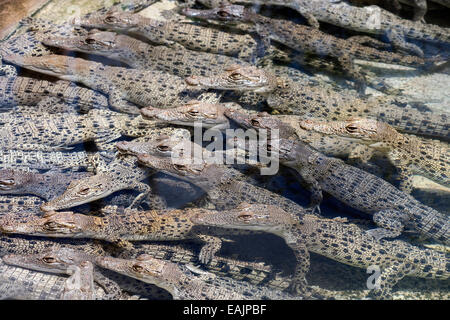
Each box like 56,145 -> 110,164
198,247 -> 215,265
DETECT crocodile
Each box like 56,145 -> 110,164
190,202 -> 450,299
0,205 -> 270,265
299,117 -> 450,193
208,0 -> 450,56
42,30 -> 251,78
263,137 -> 450,244
39,129 -> 191,212
71,8 -> 262,62
185,65 -> 449,140
182,5 -> 441,93
5,54 -> 216,113
95,254 -> 302,300
0,108 -> 157,151
0,169 -> 92,201
140,101 -> 379,163
0,74 -> 109,113
134,146 -> 307,216
62,261 -> 95,300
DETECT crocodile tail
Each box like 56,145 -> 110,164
412,204 -> 450,246
404,21 -> 450,44
373,103 -> 449,140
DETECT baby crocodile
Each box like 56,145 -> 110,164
71,9 -> 261,61
218,0 -> 450,56
185,65 -> 449,140
0,74 -> 109,113
42,30 -> 250,78
182,4 -> 439,93
300,117 -> 450,193
6,54 -> 215,113
268,137 -> 450,244
40,129 -> 191,211
0,169 -> 91,201
95,254 -> 301,300
0,205 -> 262,264
0,108 -> 156,151
191,202 -> 449,299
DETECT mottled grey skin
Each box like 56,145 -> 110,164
42,30 -> 250,78
6,54 -> 215,113
0,169 -> 91,201
182,5 -> 440,93
191,203 -> 449,299
217,0 -> 450,55
0,109 -> 156,151
95,254 -> 302,300
270,138 -> 450,245
185,65 -> 449,140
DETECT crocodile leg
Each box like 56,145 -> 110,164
369,260 -> 415,299
0,55 -> 17,77
286,239 -> 311,296
292,6 -> 320,29
385,28 -> 425,57
128,182 -> 152,209
297,167 -> 323,215
396,168 -> 415,194
93,269 -> 128,300
366,209 -> 407,241
194,233 -> 224,265
337,55 -> 367,94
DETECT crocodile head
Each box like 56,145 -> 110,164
2,247 -> 92,274
141,101 -> 231,129
40,174 -> 117,212
300,117 -> 397,144
185,65 -> 280,93
0,211 -> 100,238
72,10 -> 142,30
116,136 -> 192,158
96,254 -> 178,294
191,202 -> 294,235
0,169 -> 35,194
6,54 -> 91,82
181,4 -> 250,23
43,30 -> 123,56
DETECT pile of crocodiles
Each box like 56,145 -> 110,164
0,0 -> 448,300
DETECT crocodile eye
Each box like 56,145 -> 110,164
157,144 -> 170,152
173,164 -> 186,171
229,72 -> 242,80
43,222 -> 58,230
105,16 -> 117,23
346,125 -> 358,133
238,214 -> 252,221
85,38 -> 96,44
78,187 -> 90,195
132,264 -> 144,273
0,179 -> 15,185
42,256 -> 56,264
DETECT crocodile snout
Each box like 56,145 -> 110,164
140,107 -> 159,119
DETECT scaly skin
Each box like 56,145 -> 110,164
71,9 -> 261,61
348,0 -> 426,22
185,65 -> 449,140
191,203 -> 449,299
0,169 -> 91,201
0,149 -> 94,172
0,108 -> 156,151
182,5 -> 440,93
135,150 -> 307,217
300,118 -> 450,192
95,254 -> 302,300
62,262 -> 95,300
39,128 -> 191,211
42,30 -> 250,77
5,54 -> 214,113
221,0 -> 450,55
269,138 -> 450,245
0,206 -> 262,265
0,75 -> 109,113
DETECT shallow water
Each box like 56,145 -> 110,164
0,0 -> 448,300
